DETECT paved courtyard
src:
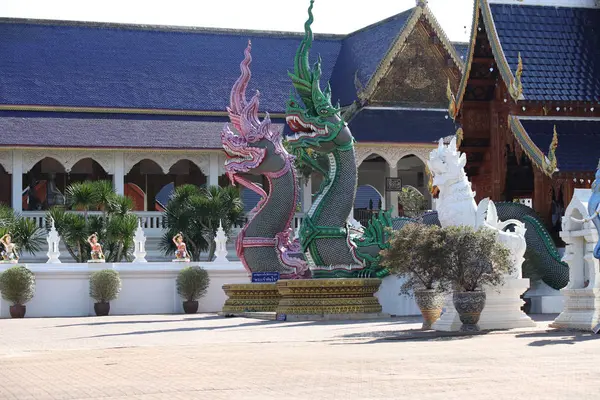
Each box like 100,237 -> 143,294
0,314 -> 598,400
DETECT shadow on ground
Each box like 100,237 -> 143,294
73,316 -> 419,339
54,315 -> 225,328
516,330 -> 600,347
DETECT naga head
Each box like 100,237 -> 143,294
285,0 -> 353,153
427,137 -> 468,190
222,41 -> 292,184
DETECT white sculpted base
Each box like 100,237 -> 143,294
433,277 -> 535,331
427,137 -> 535,330
551,189 -> 600,332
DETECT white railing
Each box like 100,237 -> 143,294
23,211 -> 305,234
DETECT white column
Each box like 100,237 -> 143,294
302,176 -> 312,212
386,163 -> 399,218
209,153 -> 220,187
113,152 -> 125,196
11,150 -> 23,213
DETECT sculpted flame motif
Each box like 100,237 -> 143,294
285,0 -> 392,278
222,41 -> 310,279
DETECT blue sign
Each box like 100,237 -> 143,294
276,313 -> 287,321
251,272 -> 280,283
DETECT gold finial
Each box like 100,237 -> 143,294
509,52 -> 523,102
424,163 -> 434,194
446,79 -> 457,120
546,125 -> 558,175
455,127 -> 464,148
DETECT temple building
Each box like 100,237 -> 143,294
451,0 -> 600,241
0,1 -> 466,259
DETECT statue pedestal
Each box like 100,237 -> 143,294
433,277 -> 536,331
525,280 -> 564,314
275,278 -> 388,321
551,288 -> 600,332
221,283 -> 281,314
87,259 -> 105,264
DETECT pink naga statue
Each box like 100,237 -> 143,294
221,41 -> 310,279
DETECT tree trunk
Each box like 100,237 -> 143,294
207,239 -> 216,262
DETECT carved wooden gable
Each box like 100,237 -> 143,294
371,21 -> 457,108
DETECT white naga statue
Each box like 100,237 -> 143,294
427,137 -> 527,277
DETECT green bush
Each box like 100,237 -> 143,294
176,267 -> 210,302
443,226 -> 513,292
380,223 -> 449,295
89,269 -> 121,303
0,266 -> 36,305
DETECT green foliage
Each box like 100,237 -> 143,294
89,269 -> 121,303
0,204 -> 45,256
381,223 -> 450,295
176,266 -> 210,302
0,266 -> 36,305
161,185 -> 244,261
397,187 -> 428,218
443,226 -> 513,292
48,180 -> 137,262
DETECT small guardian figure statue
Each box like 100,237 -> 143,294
172,232 -> 190,262
87,233 -> 105,263
0,233 -> 19,263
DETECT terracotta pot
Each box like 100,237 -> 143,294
413,290 -> 445,330
9,304 -> 26,318
453,291 -> 486,330
183,300 -> 199,314
94,302 -> 110,316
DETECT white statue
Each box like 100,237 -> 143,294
132,219 -> 147,263
46,218 -> 61,264
213,220 -> 229,263
427,137 -> 534,331
427,137 -> 527,277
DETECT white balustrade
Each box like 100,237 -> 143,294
21,211 -> 305,263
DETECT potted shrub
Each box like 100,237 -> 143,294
0,265 -> 35,318
380,223 -> 449,329
89,269 -> 121,316
443,226 -> 513,330
176,266 -> 210,314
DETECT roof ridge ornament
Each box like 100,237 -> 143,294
508,52 -> 524,102
446,79 -> 458,120
416,0 -> 428,6
545,125 -> 559,175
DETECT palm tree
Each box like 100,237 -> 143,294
0,204 -> 45,256
48,181 -> 137,262
160,185 -> 243,261
65,181 -> 99,221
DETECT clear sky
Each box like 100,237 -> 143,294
0,0 -> 474,42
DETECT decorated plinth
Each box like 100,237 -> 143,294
221,283 -> 281,315
433,277 -> 536,331
275,278 -> 387,321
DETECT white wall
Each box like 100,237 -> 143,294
0,262 -> 249,318
0,262 -> 426,318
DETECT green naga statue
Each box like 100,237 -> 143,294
285,0 -> 392,278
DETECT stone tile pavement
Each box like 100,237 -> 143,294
0,314 -> 598,399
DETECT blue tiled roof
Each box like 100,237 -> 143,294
489,4 -> 600,102
452,42 -> 469,63
329,9 -> 415,106
0,110 -> 286,149
0,19 -> 341,113
519,118 -> 600,172
348,108 -> 458,143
